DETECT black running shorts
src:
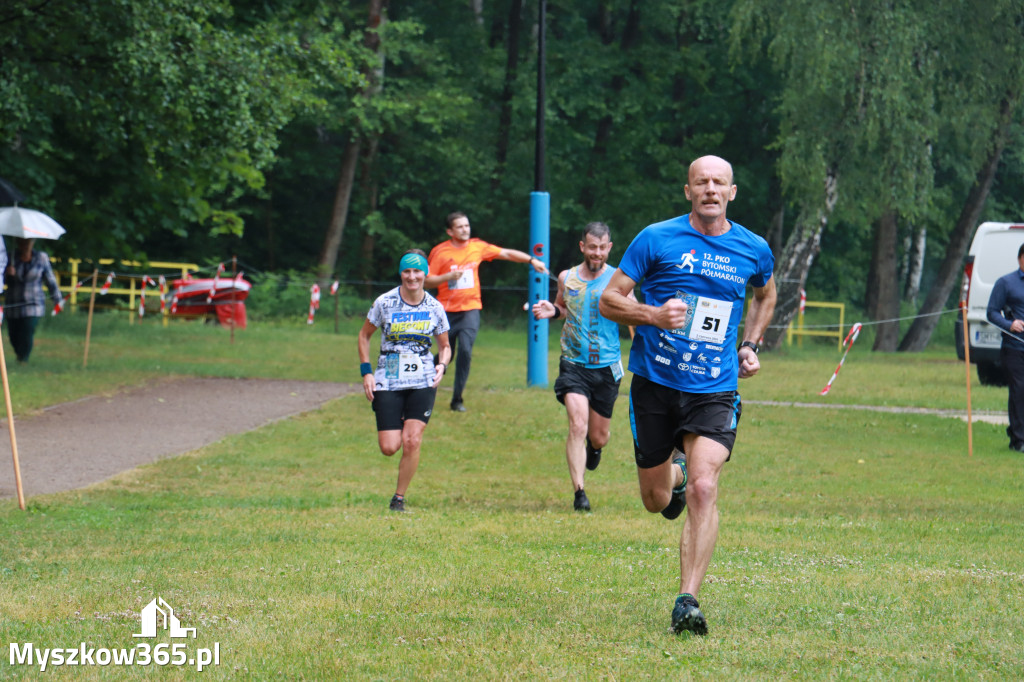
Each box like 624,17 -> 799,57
628,373 -> 742,469
372,387 -> 437,431
553,358 -> 622,419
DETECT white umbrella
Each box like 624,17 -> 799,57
0,207 -> 66,240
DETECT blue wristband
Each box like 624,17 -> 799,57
360,362 -> 373,376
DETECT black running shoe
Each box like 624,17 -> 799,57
573,489 -> 591,512
585,437 -> 602,471
671,593 -> 707,635
660,451 -> 688,520
389,495 -> 406,512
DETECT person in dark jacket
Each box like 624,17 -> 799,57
986,242 -> 1024,452
4,238 -> 63,362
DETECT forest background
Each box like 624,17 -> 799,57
2,0 -> 1023,351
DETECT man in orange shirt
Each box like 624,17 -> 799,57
426,211 -> 549,412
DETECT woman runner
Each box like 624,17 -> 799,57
357,249 -> 451,512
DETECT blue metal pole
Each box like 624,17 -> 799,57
527,0 -> 549,388
528,192 -> 549,387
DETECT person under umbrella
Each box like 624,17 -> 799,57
4,238 -> 63,362
0,205 -> 68,283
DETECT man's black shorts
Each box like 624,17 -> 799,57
372,387 -> 437,431
553,358 -> 622,419
628,373 -> 742,469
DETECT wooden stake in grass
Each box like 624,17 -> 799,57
84,269 -> 99,369
0,322 -> 26,510
230,255 -> 237,345
961,302 -> 973,458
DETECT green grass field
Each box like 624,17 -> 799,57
1,313 -> 1022,680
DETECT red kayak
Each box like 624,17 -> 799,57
170,276 -> 250,327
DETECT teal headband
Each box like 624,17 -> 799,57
399,253 -> 428,275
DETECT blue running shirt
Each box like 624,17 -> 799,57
618,214 -> 774,393
367,287 -> 450,391
560,265 -> 621,369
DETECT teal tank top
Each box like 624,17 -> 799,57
560,265 -> 621,368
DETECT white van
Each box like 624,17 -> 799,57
955,221 -> 1024,385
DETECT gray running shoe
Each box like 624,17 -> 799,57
389,495 -> 407,512
573,489 -> 591,512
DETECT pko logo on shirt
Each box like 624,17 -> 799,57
655,355 -> 671,365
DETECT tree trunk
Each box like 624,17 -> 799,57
762,171 -> 838,350
868,208 -> 901,351
264,176 -> 276,271
580,0 -> 640,212
492,0 -> 523,191
898,95 -> 1015,351
315,0 -> 387,280
358,136 -> 381,299
902,225 -> 926,305
767,204 -> 785,258
317,137 -> 362,280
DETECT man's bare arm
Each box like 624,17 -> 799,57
599,268 -> 689,330
741,277 -> 777,344
424,270 -> 461,289
497,247 -> 549,275
532,270 -> 568,320
736,277 -> 777,379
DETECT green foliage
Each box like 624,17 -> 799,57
243,270 -> 369,322
0,0 -> 361,259
2,0 -> 1023,339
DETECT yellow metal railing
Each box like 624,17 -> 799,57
53,259 -> 200,325
786,301 -> 845,350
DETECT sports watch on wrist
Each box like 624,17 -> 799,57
739,340 -> 760,354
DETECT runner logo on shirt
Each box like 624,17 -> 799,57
676,250 -> 698,273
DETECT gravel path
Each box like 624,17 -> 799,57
0,381 -> 1001,502
0,377 -> 357,500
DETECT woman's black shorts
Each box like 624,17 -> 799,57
372,387 -> 437,431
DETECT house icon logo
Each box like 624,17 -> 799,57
132,597 -> 196,639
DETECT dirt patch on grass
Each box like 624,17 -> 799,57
0,377 -> 357,500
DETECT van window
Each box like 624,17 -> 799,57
976,232 -> 1024,284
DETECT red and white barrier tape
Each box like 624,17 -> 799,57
158,275 -> 167,313
138,276 -> 156,317
207,262 -> 225,303
99,272 -> 114,295
307,284 -> 321,325
819,322 -> 863,396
